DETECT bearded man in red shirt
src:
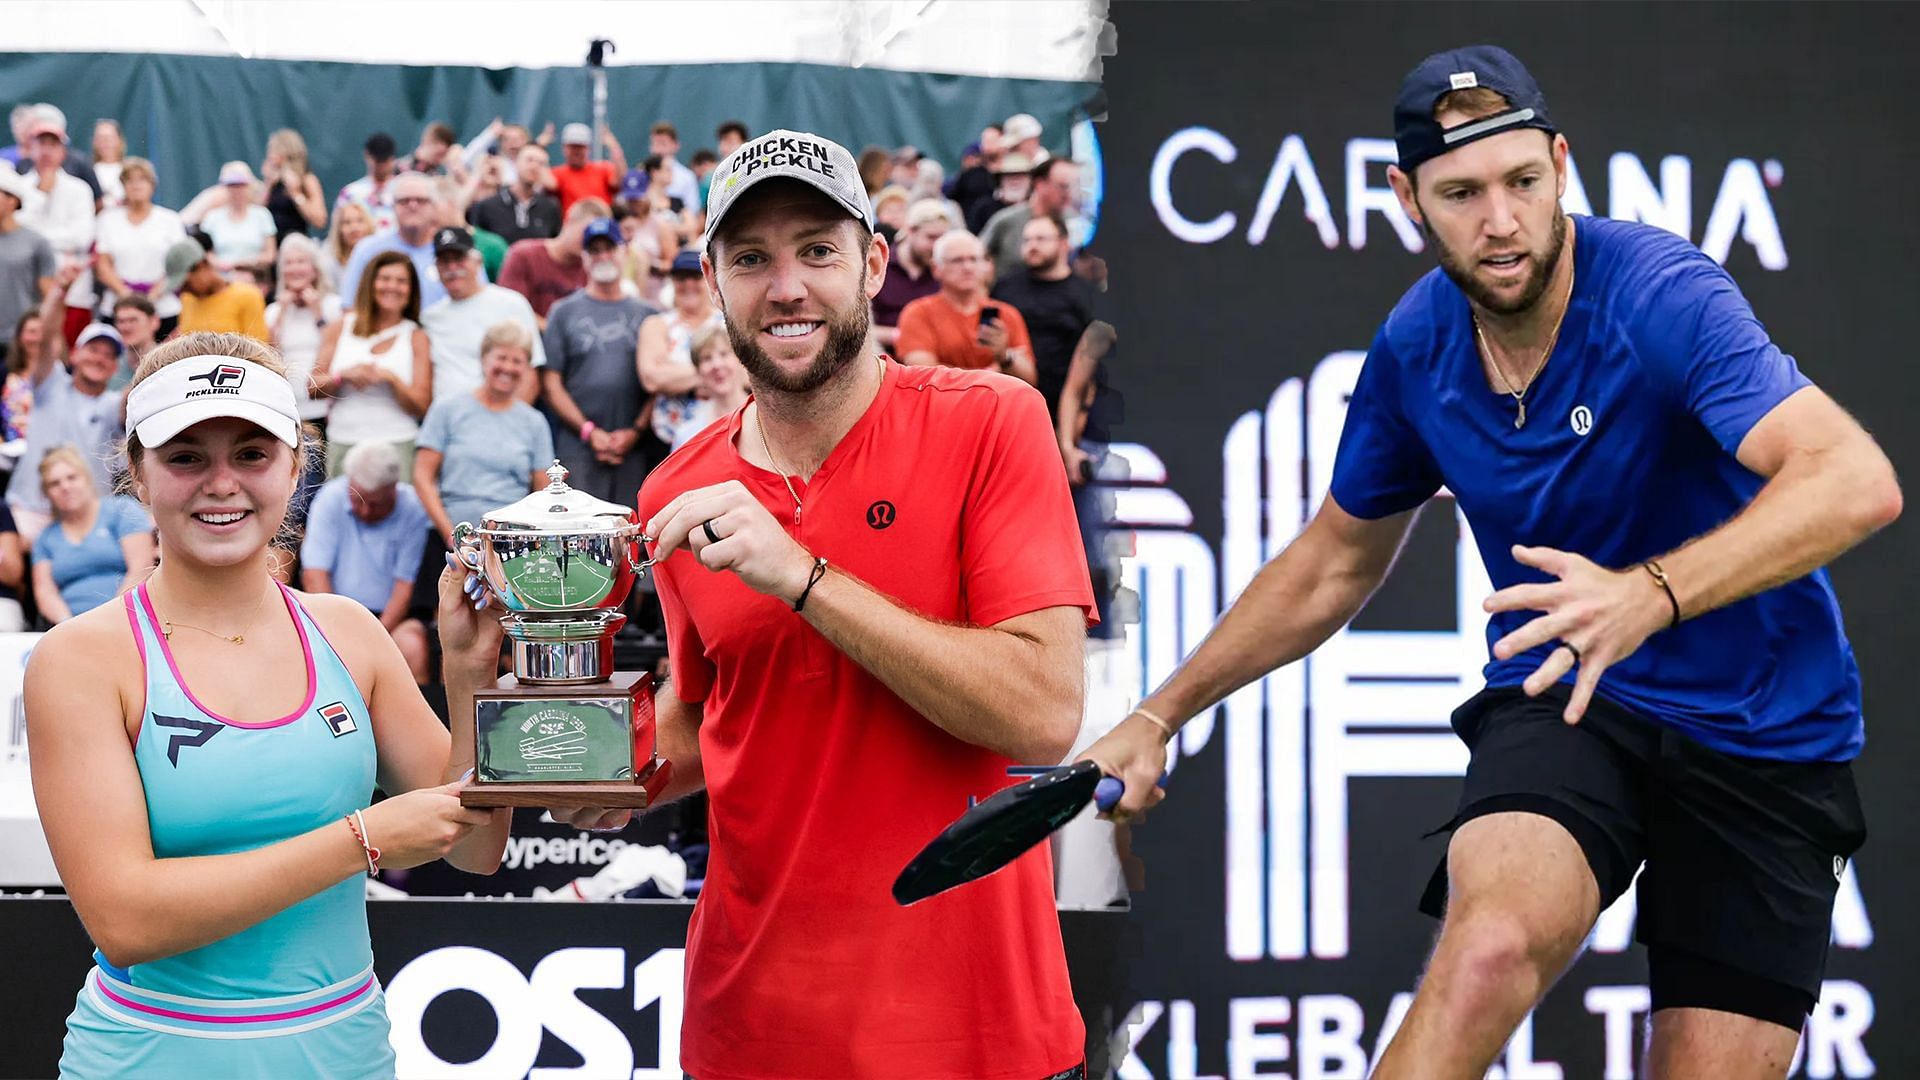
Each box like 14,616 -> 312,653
558,129 -> 1094,1080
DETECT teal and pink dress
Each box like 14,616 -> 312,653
58,582 -> 395,1078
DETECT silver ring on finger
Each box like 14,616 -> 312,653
702,518 -> 722,545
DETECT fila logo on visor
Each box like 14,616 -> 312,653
319,701 -> 357,738
188,365 -> 247,390
184,365 -> 248,399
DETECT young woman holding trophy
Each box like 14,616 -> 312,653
25,331 -> 510,1078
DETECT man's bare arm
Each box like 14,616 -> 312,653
1142,498 -> 1422,730
1057,320 -> 1114,453
800,576 -> 1086,764
1657,387 -> 1900,618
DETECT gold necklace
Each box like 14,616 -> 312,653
161,584 -> 273,646
752,355 -> 885,524
1472,251 -> 1576,430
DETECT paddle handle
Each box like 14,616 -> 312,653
1094,772 -> 1168,812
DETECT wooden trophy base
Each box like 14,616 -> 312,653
460,671 -> 670,809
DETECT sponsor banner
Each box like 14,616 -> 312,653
0,898 -> 1130,1078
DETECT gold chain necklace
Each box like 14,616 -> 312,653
1472,252 -> 1576,430
752,355 -> 885,524
161,584 -> 273,646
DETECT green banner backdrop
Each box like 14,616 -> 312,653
0,51 -> 1096,206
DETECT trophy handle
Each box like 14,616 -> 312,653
628,528 -> 659,573
452,522 -> 485,574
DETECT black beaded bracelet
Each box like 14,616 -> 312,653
794,557 -> 829,613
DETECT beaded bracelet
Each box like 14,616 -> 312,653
344,810 -> 381,878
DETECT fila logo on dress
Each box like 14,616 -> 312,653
319,701 -> 357,738
1570,405 -> 1594,436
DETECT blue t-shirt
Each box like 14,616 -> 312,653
33,496 -> 152,616
1330,215 -> 1858,762
299,478 -> 431,615
417,393 -> 556,532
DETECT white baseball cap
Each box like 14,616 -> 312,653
1002,113 -> 1043,143
703,128 -> 875,251
0,162 -> 34,208
561,122 -> 594,146
126,356 -> 301,449
74,323 -> 125,357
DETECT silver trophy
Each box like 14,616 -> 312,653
451,461 -> 670,808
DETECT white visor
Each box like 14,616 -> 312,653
125,356 -> 301,449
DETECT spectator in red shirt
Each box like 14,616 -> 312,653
550,129 -> 1091,1080
546,123 -> 625,216
497,197 -> 607,325
895,230 -> 1036,384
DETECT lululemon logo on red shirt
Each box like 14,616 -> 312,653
867,501 -> 896,529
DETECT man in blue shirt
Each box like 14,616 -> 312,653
300,441 -> 434,683
1084,46 -> 1902,1077
337,173 -> 486,308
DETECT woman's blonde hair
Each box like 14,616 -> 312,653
480,320 -> 534,360
326,201 -> 374,265
690,322 -> 732,364
123,335 -> 312,471
276,233 -> 333,295
37,445 -> 97,501
268,129 -> 310,177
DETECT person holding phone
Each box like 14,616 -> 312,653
895,230 -> 1036,383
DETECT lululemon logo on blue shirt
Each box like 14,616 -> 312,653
1570,405 -> 1594,436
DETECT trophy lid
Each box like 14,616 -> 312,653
482,460 -> 637,534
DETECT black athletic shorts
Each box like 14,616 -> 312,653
1419,685 -> 1867,1029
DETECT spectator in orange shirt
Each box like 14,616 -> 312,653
546,123 -> 625,216
895,230 -> 1035,384
166,235 -> 269,342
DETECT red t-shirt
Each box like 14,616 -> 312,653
636,362 -> 1092,1080
498,239 -> 585,318
548,161 -> 619,217
894,293 -> 1032,371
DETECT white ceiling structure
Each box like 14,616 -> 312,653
5,0 -> 1111,82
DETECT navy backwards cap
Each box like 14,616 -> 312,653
582,218 -> 622,247
1394,45 -> 1556,171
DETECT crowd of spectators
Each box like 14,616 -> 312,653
0,100 -> 1117,663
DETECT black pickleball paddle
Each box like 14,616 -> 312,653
892,760 -> 1164,905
